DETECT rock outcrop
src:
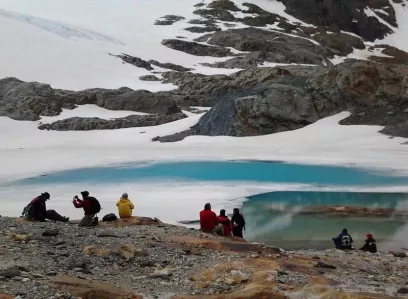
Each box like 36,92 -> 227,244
38,112 -> 186,131
0,77 -> 183,121
161,39 -> 233,57
154,15 -> 185,26
155,60 -> 408,139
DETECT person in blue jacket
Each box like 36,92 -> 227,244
332,228 -> 353,250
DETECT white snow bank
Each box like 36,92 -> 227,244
0,0 -> 238,91
1,112 -> 408,184
379,2 -> 408,52
40,105 -> 148,124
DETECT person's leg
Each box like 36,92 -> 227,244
79,214 -> 95,227
212,224 -> 224,236
46,210 -> 69,222
234,228 -> 243,238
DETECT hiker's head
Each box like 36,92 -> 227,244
81,191 -> 89,199
220,209 -> 226,216
366,233 -> 373,239
41,192 -> 50,201
204,203 -> 211,210
342,228 -> 348,234
233,208 -> 240,215
122,193 -> 128,199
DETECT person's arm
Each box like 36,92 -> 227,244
73,199 -> 84,208
349,235 -> 354,243
360,241 -> 368,251
214,212 -> 219,225
129,201 -> 134,209
116,201 -> 120,207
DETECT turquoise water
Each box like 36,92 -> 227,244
9,161 -> 408,249
242,191 -> 408,249
15,161 -> 408,186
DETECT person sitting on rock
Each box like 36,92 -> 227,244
332,228 -> 353,250
116,193 -> 134,218
22,192 -> 69,222
360,233 -> 377,253
218,209 -> 233,237
200,203 -> 223,236
73,191 -> 101,226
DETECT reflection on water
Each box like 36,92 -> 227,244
242,191 -> 408,250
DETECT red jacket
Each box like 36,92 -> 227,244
200,209 -> 219,232
218,216 -> 233,237
73,199 -> 93,215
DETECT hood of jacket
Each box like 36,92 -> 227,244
119,198 -> 130,203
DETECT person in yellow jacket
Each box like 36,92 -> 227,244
116,193 -> 134,218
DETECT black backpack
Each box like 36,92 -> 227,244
341,235 -> 351,248
87,197 -> 101,214
102,213 -> 118,222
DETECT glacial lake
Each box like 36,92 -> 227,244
5,161 -> 408,250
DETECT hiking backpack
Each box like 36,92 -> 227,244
341,235 -> 351,247
87,197 -> 101,214
102,213 -> 118,222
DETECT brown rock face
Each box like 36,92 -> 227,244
47,275 -> 143,299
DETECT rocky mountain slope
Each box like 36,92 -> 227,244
1,0 -> 408,139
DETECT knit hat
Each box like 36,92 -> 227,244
42,192 -> 50,200
366,233 -> 373,239
122,193 -> 128,199
81,191 -> 89,198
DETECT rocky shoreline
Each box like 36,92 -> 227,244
1,216 -> 408,299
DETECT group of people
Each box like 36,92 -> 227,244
199,203 -> 246,238
332,228 -> 378,253
22,191 -> 135,226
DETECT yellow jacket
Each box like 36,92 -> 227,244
116,198 -> 134,218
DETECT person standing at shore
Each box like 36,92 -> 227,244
231,208 -> 246,238
116,193 -> 134,218
200,203 -> 223,235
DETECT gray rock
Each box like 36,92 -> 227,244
197,28 -> 332,65
398,287 -> 408,294
193,8 -> 235,21
97,229 -> 130,238
0,268 -> 21,278
42,229 -> 59,237
207,0 -> 240,11
314,261 -> 337,269
112,54 -> 153,70
278,0 -> 395,41
161,39 -> 232,57
154,15 -> 185,26
184,26 -> 221,33
148,60 -> 193,72
139,75 -> 161,82
38,113 -> 186,131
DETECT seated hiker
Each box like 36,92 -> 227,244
73,191 -> 101,227
116,193 -> 134,218
332,228 -> 353,250
231,208 -> 246,238
218,209 -> 233,237
22,192 -> 69,222
360,233 -> 377,253
200,203 -> 223,236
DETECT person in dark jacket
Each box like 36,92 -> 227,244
22,192 -> 69,222
360,233 -> 377,253
218,209 -> 233,237
231,208 -> 246,238
73,191 -> 98,227
332,228 -> 353,250
199,203 -> 223,235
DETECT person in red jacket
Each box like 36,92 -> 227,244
73,191 -> 98,226
199,203 -> 223,235
218,209 -> 233,237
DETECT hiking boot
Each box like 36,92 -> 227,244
92,217 -> 99,226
